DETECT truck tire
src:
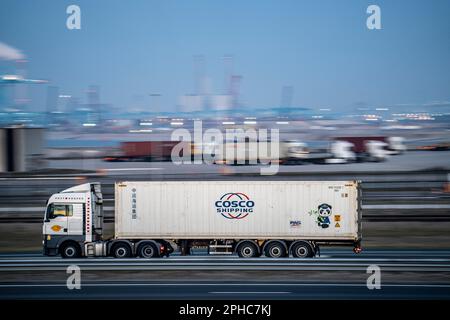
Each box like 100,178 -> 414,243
138,243 -> 159,258
60,242 -> 81,259
112,243 -> 131,258
237,241 -> 258,258
291,241 -> 314,258
264,242 -> 286,258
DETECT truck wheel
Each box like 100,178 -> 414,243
237,242 -> 258,258
291,241 -> 313,258
60,242 -> 80,259
138,243 -> 159,258
265,242 -> 286,258
112,243 -> 131,258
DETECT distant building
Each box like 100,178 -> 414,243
178,94 -> 233,113
179,94 -> 204,113
211,95 -> 232,111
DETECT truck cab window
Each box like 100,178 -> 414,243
47,204 -> 73,219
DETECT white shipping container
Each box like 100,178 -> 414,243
115,181 -> 361,241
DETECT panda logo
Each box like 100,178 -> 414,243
317,203 -> 332,228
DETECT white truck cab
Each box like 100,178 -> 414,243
43,183 -> 104,258
326,140 -> 356,164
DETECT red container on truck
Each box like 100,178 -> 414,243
104,141 -> 190,162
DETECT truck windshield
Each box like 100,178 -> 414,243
46,204 -> 73,220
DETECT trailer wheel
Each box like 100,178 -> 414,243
138,243 -> 159,258
264,242 -> 286,258
237,241 -> 258,258
112,243 -> 131,258
60,242 -> 81,259
291,241 -> 313,258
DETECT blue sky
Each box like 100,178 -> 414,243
1,0 -> 449,112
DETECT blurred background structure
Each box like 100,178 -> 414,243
0,127 -> 46,172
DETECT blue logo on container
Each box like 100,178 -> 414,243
215,193 -> 255,219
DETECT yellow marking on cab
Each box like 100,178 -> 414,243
51,225 -> 62,232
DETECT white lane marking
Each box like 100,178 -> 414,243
363,204 -> 450,209
0,283 -> 449,288
209,291 -> 290,294
0,177 -> 81,180
102,168 -> 162,171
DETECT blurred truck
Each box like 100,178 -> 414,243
209,139 -> 309,165
103,141 -> 191,162
325,136 -> 406,163
42,181 -> 362,259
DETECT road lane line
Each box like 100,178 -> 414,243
102,168 -> 162,171
209,291 -> 291,294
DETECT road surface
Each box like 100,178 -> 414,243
1,249 -> 449,299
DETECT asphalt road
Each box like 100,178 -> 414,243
2,282 -> 450,299
1,252 -> 450,272
1,249 -> 449,299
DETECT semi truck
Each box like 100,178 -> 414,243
42,181 -> 362,259
211,139 -> 309,165
328,136 -> 406,163
103,141 -> 191,162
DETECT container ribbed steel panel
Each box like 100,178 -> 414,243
115,181 -> 361,241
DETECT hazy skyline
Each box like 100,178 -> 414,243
1,0 -> 449,113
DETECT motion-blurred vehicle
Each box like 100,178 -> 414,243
212,138 -> 279,165
105,139 -> 310,165
211,139 -> 308,165
386,136 -> 407,154
326,136 -> 406,163
325,140 -> 356,164
280,140 -> 309,164
103,141 -> 191,162
364,140 -> 390,162
42,181 -> 362,259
